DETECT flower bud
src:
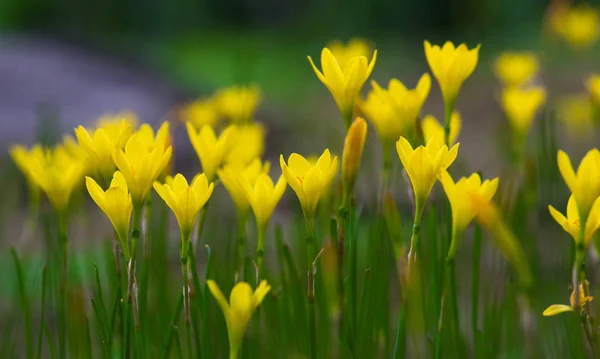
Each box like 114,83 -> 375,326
342,117 -> 367,202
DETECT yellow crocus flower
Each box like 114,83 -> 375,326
218,159 -> 271,215
424,40 -> 480,109
543,283 -> 593,316
361,88 -> 406,144
439,171 -> 499,258
493,52 -> 539,87
75,119 -> 133,182
85,171 -> 133,256
557,148 -> 600,222
553,5 -> 599,50
308,47 -> 377,127
396,137 -> 459,211
327,38 -> 372,69
501,86 -> 547,135
214,85 -> 260,124
187,122 -> 237,181
180,98 -> 220,129
10,144 -> 46,190
136,122 -> 171,151
342,117 -> 367,202
585,74 -> 600,106
280,149 -> 339,220
113,133 -> 172,205
548,195 -> 600,246
421,112 -> 461,147
240,172 -> 286,233
207,280 -> 271,359
225,123 -> 265,166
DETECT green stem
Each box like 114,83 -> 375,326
256,225 -> 266,277
125,204 -> 143,358
471,224 -> 482,355
236,211 -> 248,281
407,200 -> 424,271
448,258 -> 461,356
341,105 -> 354,131
380,141 -> 393,211
58,212 -> 68,359
443,99 -> 456,146
181,255 -> 193,359
305,215 -> 317,359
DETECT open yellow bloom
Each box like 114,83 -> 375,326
207,280 -> 271,359
113,133 -> 172,205
327,38 -> 371,69
180,98 -> 220,129
187,122 -> 237,181
280,149 -> 339,219
86,171 -> 133,255
422,112 -> 461,146
552,5 -> 599,49
501,86 -> 547,135
396,137 -> 459,209
225,123 -> 265,166
342,117 -> 367,200
440,171 -> 499,258
361,87 -> 407,144
543,283 -> 593,316
585,74 -> 600,106
308,47 -> 377,126
240,172 -> 286,230
548,195 -> 600,246
218,159 -> 270,214
214,85 -> 260,124
493,52 -> 539,87
424,41 -> 480,107
557,149 -> 600,221
153,173 -> 214,238
75,119 -> 133,181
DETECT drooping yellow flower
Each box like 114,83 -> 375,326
153,173 -> 214,238
424,41 -> 480,108
113,133 -> 172,205
180,98 -> 220,129
225,123 -> 265,166
543,283 -> 593,316
308,47 -> 377,127
280,149 -> 339,219
342,117 -> 368,200
10,144 -> 46,190
240,172 -> 286,230
187,122 -> 237,181
552,5 -> 600,50
557,94 -> 595,140
557,148 -> 600,221
214,85 -> 260,124
493,52 -> 539,87
396,137 -> 459,210
75,120 -> 133,181
439,171 -> 499,258
585,74 -> 600,106
548,195 -> 600,246
85,171 -> 133,255
421,112 -> 461,146
207,280 -> 271,359
327,38 -> 372,69
501,86 -> 547,135
218,159 -> 271,215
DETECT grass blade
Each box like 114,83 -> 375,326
36,266 -> 48,359
10,247 -> 34,359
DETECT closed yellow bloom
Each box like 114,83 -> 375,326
86,171 -> 132,255
585,74 -> 600,106
10,144 -> 46,189
180,98 -> 220,129
501,86 -> 547,135
543,283 -> 593,316
113,133 -> 172,205
187,122 -> 237,181
280,149 -> 339,219
342,117 -> 368,199
548,195 -> 600,246
557,94 -> 595,140
218,159 -> 270,214
327,38 -> 372,69
240,173 -> 286,230
225,123 -> 265,166
440,171 -> 499,258
153,173 -> 214,238
207,280 -> 271,359
75,120 -> 133,181
396,137 -> 459,209
308,47 -> 377,126
493,52 -> 539,87
552,5 -> 599,49
557,149 -> 600,221
424,41 -> 480,107
214,85 -> 260,124
422,112 -> 461,146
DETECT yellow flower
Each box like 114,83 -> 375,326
96,111 -> 139,130
113,133 -> 172,205
153,173 -> 214,238
553,5 -> 600,49
136,122 -> 171,151
424,41 -> 480,108
548,195 -> 600,246
10,144 -> 46,189
180,98 -> 220,129
396,137 -> 459,209
493,52 -> 539,87
207,280 -> 270,359
218,159 -> 271,214
225,123 -> 265,166
361,88 -> 406,144
342,117 -> 368,200
327,38 -> 372,69
557,148 -> 600,221
557,94 -> 596,141
280,149 -> 339,219
75,119 -> 133,181
543,283 -> 593,316
187,122 -> 237,181
308,47 -> 377,126
214,85 -> 260,124
501,86 -> 547,135
439,171 -> 499,258
240,172 -> 286,230
422,112 -> 461,146
85,171 -> 133,254
585,74 -> 600,106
